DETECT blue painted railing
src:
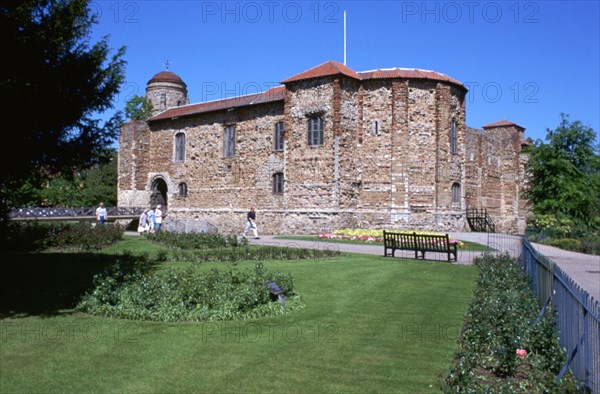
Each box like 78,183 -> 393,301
520,238 -> 600,393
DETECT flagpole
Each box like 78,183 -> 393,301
343,10 -> 347,65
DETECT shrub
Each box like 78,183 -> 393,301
549,238 -> 581,251
148,231 -> 246,249
167,245 -> 339,264
77,257 -> 302,322
0,221 -> 122,251
443,254 -> 579,392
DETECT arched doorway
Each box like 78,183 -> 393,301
150,178 -> 168,208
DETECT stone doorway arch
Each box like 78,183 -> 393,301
150,177 -> 168,208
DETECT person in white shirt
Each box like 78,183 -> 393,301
155,204 -> 163,232
95,202 -> 107,224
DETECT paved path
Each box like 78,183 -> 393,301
246,233 -> 599,301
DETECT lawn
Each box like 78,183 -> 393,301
1,236 -> 477,393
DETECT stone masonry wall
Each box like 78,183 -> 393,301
119,73 -> 523,235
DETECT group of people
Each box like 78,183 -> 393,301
138,205 -> 163,234
133,204 -> 259,238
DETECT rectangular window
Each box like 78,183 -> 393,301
452,183 -> 461,205
223,125 -> 235,157
174,132 -> 185,162
450,120 -> 458,154
273,172 -> 284,194
274,121 -> 284,151
307,117 -> 324,146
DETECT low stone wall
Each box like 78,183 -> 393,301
161,208 -> 470,235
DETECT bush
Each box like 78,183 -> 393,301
167,245 -> 339,264
0,221 -> 123,251
549,238 -> 582,251
77,257 -> 302,322
443,254 -> 579,392
148,231 -> 245,249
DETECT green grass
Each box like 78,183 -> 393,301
275,235 -> 492,251
1,236 -> 477,393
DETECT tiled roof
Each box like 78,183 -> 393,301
359,68 -> 464,86
281,61 -> 465,88
482,119 -> 525,129
281,60 -> 361,83
148,71 -> 186,86
150,86 -> 285,122
149,61 -> 466,122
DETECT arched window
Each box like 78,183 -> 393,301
174,132 -> 185,162
272,172 -> 284,194
452,182 -> 461,205
178,182 -> 188,197
307,117 -> 324,146
450,119 -> 458,154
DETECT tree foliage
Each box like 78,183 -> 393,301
0,0 -> 126,212
526,114 -> 600,230
1,152 -> 118,208
125,95 -> 154,121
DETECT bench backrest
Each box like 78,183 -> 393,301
384,231 -> 450,249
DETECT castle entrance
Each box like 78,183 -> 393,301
150,178 -> 168,208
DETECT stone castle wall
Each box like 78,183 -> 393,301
119,73 -> 526,235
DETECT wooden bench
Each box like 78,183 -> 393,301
383,231 -> 458,262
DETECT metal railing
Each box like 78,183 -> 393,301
466,207 -> 496,233
520,238 -> 600,393
8,207 -> 145,220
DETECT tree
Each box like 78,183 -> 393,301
0,0 -> 126,213
125,95 -> 154,121
40,151 -> 118,207
526,114 -> 600,230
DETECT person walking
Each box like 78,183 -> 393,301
242,206 -> 260,239
155,204 -> 163,232
95,202 -> 107,224
148,206 -> 156,233
138,209 -> 149,234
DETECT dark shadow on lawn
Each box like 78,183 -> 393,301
0,252 -> 145,318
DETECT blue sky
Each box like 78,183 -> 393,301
91,0 -> 600,144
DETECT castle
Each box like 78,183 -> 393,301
118,61 -> 529,234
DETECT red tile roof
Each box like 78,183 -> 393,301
281,60 -> 361,83
359,68 -> 464,86
281,61 -> 465,89
482,119 -> 525,129
150,86 -> 285,122
149,61 -> 466,122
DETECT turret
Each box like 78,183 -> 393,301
145,70 -> 188,116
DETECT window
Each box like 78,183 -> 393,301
174,132 -> 185,162
274,121 -> 284,151
272,172 -> 284,194
452,183 -> 461,205
307,117 -> 324,146
450,119 -> 458,154
223,125 -> 235,157
178,182 -> 188,197
373,120 -> 381,136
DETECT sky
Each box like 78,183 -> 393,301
90,0 -> 600,145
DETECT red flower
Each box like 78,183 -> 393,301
516,349 -> 527,359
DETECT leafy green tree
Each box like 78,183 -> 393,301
0,0 -> 126,214
125,95 -> 154,121
38,152 -> 117,207
526,114 -> 600,230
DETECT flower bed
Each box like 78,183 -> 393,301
318,229 -> 464,247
